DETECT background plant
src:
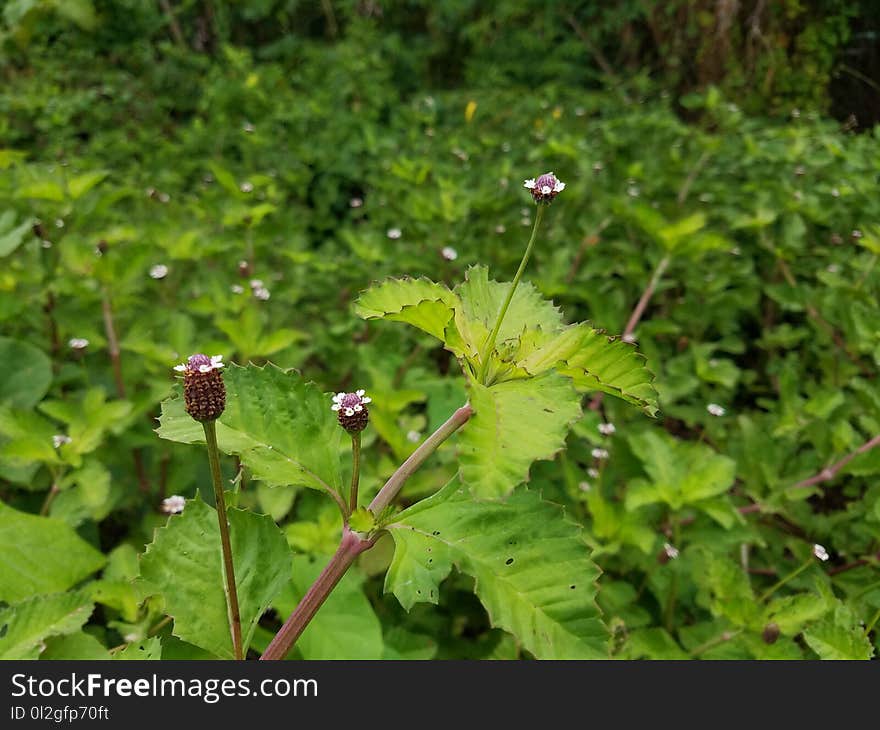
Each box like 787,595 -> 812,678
0,1 -> 878,660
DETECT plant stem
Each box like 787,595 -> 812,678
369,403 -> 473,514
759,558 -> 813,603
203,420 -> 243,661
39,482 -> 60,516
262,402 -> 474,661
102,290 -> 150,494
260,527 -> 368,661
349,432 -> 361,514
477,205 -> 545,384
866,607 -> 880,635
689,629 -> 741,658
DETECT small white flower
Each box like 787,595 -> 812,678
161,495 -> 186,514
587,467 -> 600,479
826,264 -> 840,274
592,161 -> 604,172
349,197 -> 363,208
158,192 -> 170,203
52,434 -> 72,449
240,181 -> 254,193
149,264 -> 168,280
831,188 -> 840,198
68,338 -> 89,350
523,178 -> 536,190
495,224 -> 506,234
621,333 -> 637,344
627,185 -> 640,198
55,219 -> 64,228
663,542 -> 680,560
441,246 -> 458,261
249,279 -> 263,289
387,228 -> 402,240
706,403 -> 726,417
591,448 -> 609,460
598,422 -> 616,436
578,481 -> 591,492
407,430 -> 421,443
541,185 -> 551,195
231,284 -> 245,294
243,121 -> 255,133
813,544 -> 829,562
253,287 -> 271,301
791,108 -> 801,119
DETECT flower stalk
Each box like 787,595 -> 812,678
349,432 -> 361,513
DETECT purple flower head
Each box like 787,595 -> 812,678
331,389 -> 372,433
174,354 -> 226,422
523,171 -> 565,204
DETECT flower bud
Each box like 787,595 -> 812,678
762,622 -> 780,645
174,354 -> 226,422
331,389 -> 372,433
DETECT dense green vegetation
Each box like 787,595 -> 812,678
1,2 -> 879,660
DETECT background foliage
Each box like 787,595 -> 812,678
1,0 -> 879,659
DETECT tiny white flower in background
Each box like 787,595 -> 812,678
243,121 -> 255,133
52,434 -> 72,449
813,544 -> 830,562
826,264 -> 840,274
622,333 -> 637,344
441,246 -> 458,261
42,240 -> 52,249
406,430 -> 421,443
240,181 -> 254,193
231,284 -> 245,294
587,467 -> 600,479
592,161 -> 604,172
495,224 -> 506,234
349,197 -> 363,208
598,422 -> 616,436
664,543 -> 680,560
831,188 -> 840,197
174,354 -> 224,373
627,185 -> 640,198
253,287 -> 271,301
706,403 -> 726,417
55,218 -> 64,228
161,495 -> 186,514
852,229 -> 863,239
387,228 -> 402,240
520,217 -> 531,226
523,178 -> 536,190
68,337 -> 89,350
123,633 -> 140,643
149,264 -> 168,280
158,192 -> 170,203
578,481 -> 591,492
591,448 -> 609,460
249,279 -> 264,289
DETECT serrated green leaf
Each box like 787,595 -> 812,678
385,481 -> 607,659
272,555 -> 383,659
516,323 -> 658,414
454,265 -> 563,355
459,372 -> 581,498
112,637 -> 162,660
0,212 -> 34,257
764,593 -> 830,635
626,430 -> 736,510
355,277 -> 460,343
157,363 -> 343,495
0,501 -> 106,602
803,603 -> 874,660
41,631 -> 111,660
0,592 -> 94,659
621,627 -> 689,659
138,497 -> 291,659
0,337 -> 52,409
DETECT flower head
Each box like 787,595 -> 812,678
441,246 -> 458,261
387,228 -> 402,240
591,447 -> 609,460
523,171 -> 565,204
706,403 -> 726,417
663,542 -> 680,560
68,338 -> 89,350
150,264 -> 168,280
598,422 -> 616,436
331,389 -> 372,433
813,543 -> 830,562
174,354 -> 226,422
161,495 -> 186,514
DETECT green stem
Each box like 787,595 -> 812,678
203,420 -> 243,661
689,629 -> 741,658
349,432 -> 361,514
476,205 -> 545,384
866,606 -> 880,635
759,558 -> 813,603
